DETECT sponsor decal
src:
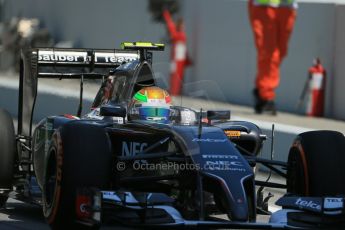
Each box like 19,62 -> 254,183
202,154 -> 239,159
324,197 -> 344,215
225,130 -> 241,138
192,138 -> 228,143
295,198 -> 321,211
76,195 -> 91,219
38,51 -> 139,64
122,141 -> 148,157
205,160 -> 245,171
38,51 -> 87,62
324,197 -> 343,206
206,160 -> 244,167
95,52 -> 138,63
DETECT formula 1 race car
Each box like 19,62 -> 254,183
0,42 -> 345,229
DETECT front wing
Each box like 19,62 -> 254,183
74,189 -> 345,229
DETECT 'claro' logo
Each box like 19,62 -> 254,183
192,138 -> 228,143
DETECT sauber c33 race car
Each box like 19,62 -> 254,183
0,42 -> 345,229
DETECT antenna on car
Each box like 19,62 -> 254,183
198,108 -> 203,138
267,124 -> 275,181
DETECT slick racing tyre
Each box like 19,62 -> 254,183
0,109 -> 16,190
43,121 -> 111,229
287,130 -> 345,196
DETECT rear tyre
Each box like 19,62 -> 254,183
287,130 -> 345,196
0,109 -> 16,190
43,121 -> 112,229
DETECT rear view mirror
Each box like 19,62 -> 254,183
100,104 -> 126,117
207,110 -> 231,124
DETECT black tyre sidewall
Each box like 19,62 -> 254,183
43,121 -> 112,228
287,130 -> 345,196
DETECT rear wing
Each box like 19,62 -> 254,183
18,43 -> 164,138
29,48 -> 140,79
18,48 -> 141,138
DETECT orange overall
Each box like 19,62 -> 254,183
163,10 -> 191,96
248,0 -> 297,101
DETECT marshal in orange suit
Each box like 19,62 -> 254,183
249,0 -> 297,115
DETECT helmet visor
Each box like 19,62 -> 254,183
138,107 -> 171,123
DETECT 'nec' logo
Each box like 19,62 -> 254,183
122,141 -> 147,157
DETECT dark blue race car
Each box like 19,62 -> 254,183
0,42 -> 345,229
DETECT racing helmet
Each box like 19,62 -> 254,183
129,86 -> 172,124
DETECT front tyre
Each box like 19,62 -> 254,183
287,130 -> 345,196
43,121 -> 112,229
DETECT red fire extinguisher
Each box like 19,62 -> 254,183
297,58 -> 326,117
